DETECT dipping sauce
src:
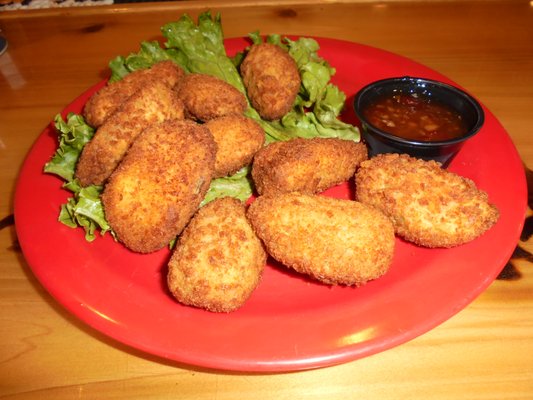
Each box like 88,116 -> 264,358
362,92 -> 468,142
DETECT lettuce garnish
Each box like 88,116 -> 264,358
44,113 -> 94,181
44,113 -> 112,241
109,11 -> 360,144
200,165 -> 253,207
45,11 -> 359,241
244,32 -> 359,142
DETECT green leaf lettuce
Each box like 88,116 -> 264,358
44,113 -> 112,241
45,11 -> 360,241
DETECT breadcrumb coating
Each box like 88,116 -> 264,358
247,192 -> 395,286
355,153 -> 500,248
176,73 -> 247,121
102,119 -> 216,253
205,114 -> 265,178
251,137 -> 367,195
75,79 -> 185,187
240,43 -> 301,120
83,61 -> 185,128
167,197 -> 266,312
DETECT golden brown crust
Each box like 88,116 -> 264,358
247,193 -> 395,286
204,114 -> 265,178
75,79 -> 185,187
176,73 -> 247,121
240,43 -> 301,120
167,197 -> 266,312
355,153 -> 500,248
83,61 -> 185,128
101,119 -> 216,253
251,137 -> 367,195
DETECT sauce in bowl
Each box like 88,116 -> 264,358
353,76 -> 485,167
362,93 -> 468,142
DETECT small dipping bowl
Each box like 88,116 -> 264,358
353,76 -> 485,167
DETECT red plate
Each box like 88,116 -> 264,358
14,37 -> 527,372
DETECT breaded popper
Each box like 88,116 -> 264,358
75,79 -> 185,187
247,192 -> 395,286
167,197 -> 266,312
355,153 -> 500,248
102,119 -> 216,253
251,137 -> 367,195
240,43 -> 301,120
204,114 -> 265,178
176,73 -> 247,121
84,61 -> 185,128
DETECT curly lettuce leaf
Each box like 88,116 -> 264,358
108,41 -> 187,82
200,166 -> 253,207
44,113 -> 112,241
247,34 -> 360,143
44,113 -> 94,181
59,182 -> 112,241
78,11 -> 359,220
111,12 -> 359,144
161,12 -> 248,96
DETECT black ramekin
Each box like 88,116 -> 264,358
353,76 -> 485,167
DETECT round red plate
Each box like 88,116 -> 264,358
14,37 -> 527,372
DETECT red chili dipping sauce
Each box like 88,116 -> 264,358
362,92 -> 468,142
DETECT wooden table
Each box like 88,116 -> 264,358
1,1 -> 532,398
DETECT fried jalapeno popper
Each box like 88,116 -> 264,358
251,137 -> 367,195
83,61 -> 185,128
75,80 -> 185,187
205,114 -> 265,178
355,153 -> 500,248
167,197 -> 266,312
176,73 -> 247,121
102,119 -> 216,253
247,193 -> 395,286
240,43 -> 301,120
